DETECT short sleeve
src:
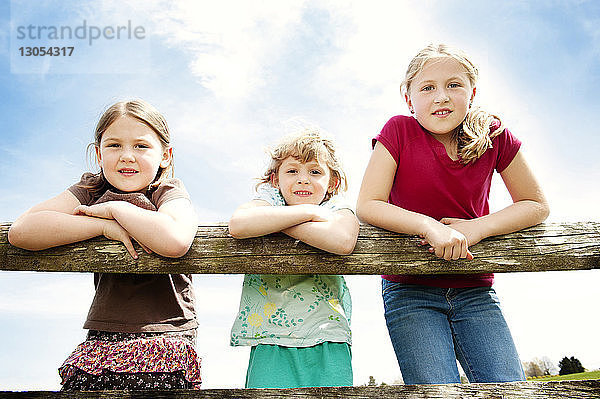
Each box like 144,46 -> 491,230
322,195 -> 354,213
254,184 -> 286,207
67,172 -> 97,205
494,128 -> 522,173
151,178 -> 191,209
372,116 -> 403,162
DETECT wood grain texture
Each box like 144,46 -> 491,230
1,222 -> 599,274
1,380 -> 599,398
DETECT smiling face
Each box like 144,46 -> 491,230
273,156 -> 334,205
406,57 -> 476,137
95,115 -> 172,192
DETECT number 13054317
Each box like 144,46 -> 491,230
19,47 -> 74,56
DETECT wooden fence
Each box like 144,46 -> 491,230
1,221 -> 599,398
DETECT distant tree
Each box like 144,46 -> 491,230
539,356 -> 558,376
571,357 -> 585,373
524,360 -> 543,378
559,356 -> 585,375
367,375 -> 377,386
559,357 -> 571,375
525,356 -> 558,377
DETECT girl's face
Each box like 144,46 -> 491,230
95,115 -> 172,192
273,156 -> 334,206
406,57 -> 476,136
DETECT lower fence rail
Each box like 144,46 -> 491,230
1,380 -> 600,398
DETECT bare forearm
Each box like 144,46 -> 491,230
471,150 -> 549,240
283,213 -> 359,255
109,202 -> 195,257
229,205 -> 315,238
473,200 -> 549,240
8,211 -> 105,250
357,199 -> 436,236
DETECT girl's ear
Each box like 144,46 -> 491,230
328,176 -> 339,194
160,147 -> 173,168
405,93 -> 414,114
270,173 -> 279,188
470,86 -> 477,106
94,145 -> 102,166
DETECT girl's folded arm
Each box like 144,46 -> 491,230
105,198 -> 198,258
441,150 -> 549,245
8,190 -> 109,250
357,142 -> 471,260
228,200 -> 317,239
282,209 -> 359,255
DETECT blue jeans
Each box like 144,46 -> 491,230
382,280 -> 525,384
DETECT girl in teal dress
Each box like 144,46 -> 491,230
229,128 -> 359,388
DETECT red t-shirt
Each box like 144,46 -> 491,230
373,115 -> 521,288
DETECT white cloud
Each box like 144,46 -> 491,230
146,1 -> 308,100
311,2 -> 433,110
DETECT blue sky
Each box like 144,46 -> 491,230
1,0 -> 599,390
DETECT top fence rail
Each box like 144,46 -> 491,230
1,222 -> 598,275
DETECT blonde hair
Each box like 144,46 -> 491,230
258,128 -> 347,202
84,99 -> 173,195
402,44 -> 504,164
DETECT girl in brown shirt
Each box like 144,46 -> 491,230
8,99 -> 200,390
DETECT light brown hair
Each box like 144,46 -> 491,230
402,44 -> 504,163
84,99 -> 173,195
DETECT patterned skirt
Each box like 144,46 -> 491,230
59,329 -> 202,390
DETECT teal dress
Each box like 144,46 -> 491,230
230,185 -> 353,388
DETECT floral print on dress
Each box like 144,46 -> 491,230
59,330 -> 201,390
230,185 -> 353,348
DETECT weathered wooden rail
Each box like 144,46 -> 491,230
2,222 -> 599,274
1,221 -> 599,398
1,380 -> 599,398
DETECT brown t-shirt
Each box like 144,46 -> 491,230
68,173 -> 197,333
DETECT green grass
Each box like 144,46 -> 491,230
527,370 -> 600,381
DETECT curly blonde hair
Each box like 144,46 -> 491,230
402,43 -> 504,164
258,128 -> 347,202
